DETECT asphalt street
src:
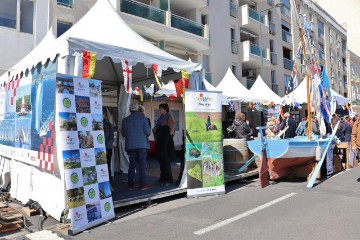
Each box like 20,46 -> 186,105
65,166 -> 360,240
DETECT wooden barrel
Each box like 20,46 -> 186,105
223,139 -> 251,171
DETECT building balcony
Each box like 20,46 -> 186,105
120,0 -> 209,51
282,30 -> 292,44
240,41 -> 270,69
239,4 -> 268,35
170,0 -> 207,13
57,0 -> 73,8
283,58 -> 293,70
270,52 -> 277,65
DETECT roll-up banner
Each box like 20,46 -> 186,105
55,74 -> 115,234
185,90 -> 225,197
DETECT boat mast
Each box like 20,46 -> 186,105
294,0 -> 312,139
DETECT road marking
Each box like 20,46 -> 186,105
193,192 -> 297,235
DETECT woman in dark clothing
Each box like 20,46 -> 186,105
232,112 -> 252,140
152,103 -> 175,186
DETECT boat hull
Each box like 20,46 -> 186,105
247,137 -> 331,180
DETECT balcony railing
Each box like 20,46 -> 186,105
250,43 -> 267,59
231,41 -> 238,54
282,30 -> 292,44
57,0 -> 73,7
269,22 -> 275,35
205,72 -> 212,83
248,8 -> 265,24
230,2 -> 237,17
283,58 -> 293,70
272,83 -> 278,94
171,14 -> 203,37
121,0 -> 165,24
270,52 -> 277,65
281,5 -> 291,18
319,50 -> 325,60
0,16 -> 16,29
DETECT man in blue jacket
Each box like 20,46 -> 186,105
121,102 -> 151,190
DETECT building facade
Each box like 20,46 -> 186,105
0,0 -> 357,100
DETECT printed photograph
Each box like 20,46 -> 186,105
186,160 -> 203,189
89,80 -> 101,97
78,131 -> 94,149
59,112 -> 77,131
75,95 -> 91,113
86,201 -> 102,223
98,181 -> 112,200
185,112 -> 222,143
15,85 -> 31,119
56,75 -> 74,94
82,166 -> 98,186
67,187 -> 85,209
92,114 -> 103,131
63,150 -> 81,169
95,148 -> 107,165
202,154 -> 224,188
185,143 -> 202,160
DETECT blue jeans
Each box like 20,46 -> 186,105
127,148 -> 148,185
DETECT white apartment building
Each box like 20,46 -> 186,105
0,0 -> 353,99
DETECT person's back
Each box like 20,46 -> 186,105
122,112 -> 151,151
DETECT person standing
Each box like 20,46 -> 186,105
121,102 -> 151,190
103,110 -> 115,191
278,112 -> 297,139
343,115 -> 353,142
152,103 -> 175,186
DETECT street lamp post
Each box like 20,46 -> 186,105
259,2 -> 284,78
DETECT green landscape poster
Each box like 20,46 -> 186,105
185,90 -> 225,197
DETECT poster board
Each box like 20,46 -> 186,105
185,90 -> 225,197
55,74 -> 115,234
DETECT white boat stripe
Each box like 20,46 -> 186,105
193,192 -> 297,235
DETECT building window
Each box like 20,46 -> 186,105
201,15 -> 208,25
57,21 -> 72,37
20,0 -> 34,34
0,0 -> 17,29
284,74 -> 291,92
318,20 -> 324,39
57,0 -> 73,8
232,65 -> 237,76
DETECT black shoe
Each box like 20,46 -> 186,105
357,178 -> 360,182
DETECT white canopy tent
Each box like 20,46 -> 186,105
248,75 -> 283,104
216,68 -> 253,103
281,78 -> 350,106
0,0 -> 202,222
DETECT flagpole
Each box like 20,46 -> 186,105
298,27 -> 312,140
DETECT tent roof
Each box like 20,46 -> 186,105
248,75 -> 282,104
215,68 -> 253,101
56,0 -> 200,72
281,79 -> 350,105
1,0 -> 200,83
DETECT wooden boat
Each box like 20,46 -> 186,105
247,136 -> 329,180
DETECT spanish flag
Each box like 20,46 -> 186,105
82,50 -> 96,78
181,70 -> 189,88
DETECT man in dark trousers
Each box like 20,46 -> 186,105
103,110 -> 115,191
279,112 -> 297,139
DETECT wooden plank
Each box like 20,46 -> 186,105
0,212 -> 23,221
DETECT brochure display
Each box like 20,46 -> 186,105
55,74 -> 115,234
185,90 -> 225,197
